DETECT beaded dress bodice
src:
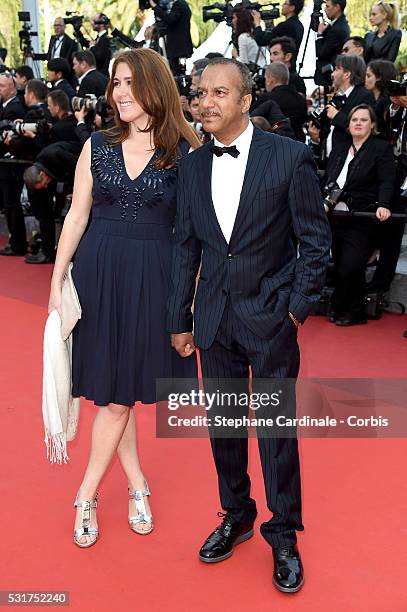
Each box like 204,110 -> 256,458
90,131 -> 182,225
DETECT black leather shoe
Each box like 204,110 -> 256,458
335,314 -> 367,326
0,246 -> 26,256
199,512 -> 254,563
25,252 -> 55,264
272,545 -> 304,593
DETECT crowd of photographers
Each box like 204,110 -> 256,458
0,0 -> 406,324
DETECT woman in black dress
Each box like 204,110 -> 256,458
48,49 -> 200,547
364,2 -> 402,63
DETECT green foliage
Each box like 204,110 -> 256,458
1,0 -> 407,66
0,0 -> 23,67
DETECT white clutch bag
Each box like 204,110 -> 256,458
60,263 -> 82,341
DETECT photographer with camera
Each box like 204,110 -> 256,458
252,61 -> 307,140
0,72 -> 27,257
148,0 -> 193,75
314,0 -> 350,86
5,79 -> 52,160
47,90 -> 81,144
252,0 -> 304,57
47,58 -> 75,101
309,55 -> 375,159
22,136 -> 83,264
231,5 -> 267,66
325,104 -> 395,325
367,81 -> 407,293
75,14 -> 112,77
72,51 -> 108,97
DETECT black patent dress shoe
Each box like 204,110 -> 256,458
272,545 -> 304,593
199,512 -> 254,563
0,246 -> 26,256
25,252 -> 55,264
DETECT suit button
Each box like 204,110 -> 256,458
227,253 -> 233,259
222,289 -> 228,296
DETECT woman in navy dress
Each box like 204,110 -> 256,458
48,49 -> 200,547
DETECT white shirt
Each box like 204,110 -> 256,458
326,85 -> 354,156
52,35 -> 64,59
336,148 -> 354,189
211,121 -> 253,243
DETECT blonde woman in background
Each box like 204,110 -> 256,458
364,1 -> 402,62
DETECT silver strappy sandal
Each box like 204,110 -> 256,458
128,483 -> 154,535
74,492 -> 99,548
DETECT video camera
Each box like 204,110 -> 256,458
310,94 -> 347,130
18,12 -> 38,51
64,13 -> 84,30
385,80 -> 407,97
202,1 -> 279,27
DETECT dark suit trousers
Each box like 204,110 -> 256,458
331,218 -> 378,315
372,192 -> 407,290
0,166 -> 26,253
199,300 -> 304,548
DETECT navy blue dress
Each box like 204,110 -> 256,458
71,131 -> 197,406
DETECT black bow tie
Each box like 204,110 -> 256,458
210,144 -> 240,158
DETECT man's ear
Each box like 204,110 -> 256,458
286,53 -> 293,64
242,93 -> 252,114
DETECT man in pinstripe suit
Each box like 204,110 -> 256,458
167,58 -> 331,593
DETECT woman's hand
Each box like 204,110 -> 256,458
48,283 -> 62,317
376,207 -> 391,222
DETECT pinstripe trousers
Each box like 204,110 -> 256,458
199,299 -> 304,548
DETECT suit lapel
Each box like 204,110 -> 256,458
229,128 -> 271,246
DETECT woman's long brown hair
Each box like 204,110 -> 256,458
105,49 -> 201,168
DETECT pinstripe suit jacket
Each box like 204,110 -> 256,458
167,128 -> 331,350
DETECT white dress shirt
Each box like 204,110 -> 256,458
326,85 -> 354,156
52,35 -> 64,59
211,121 -> 254,244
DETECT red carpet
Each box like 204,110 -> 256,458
1,254 -> 407,611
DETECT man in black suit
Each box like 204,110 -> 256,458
72,51 -> 108,98
309,54 -> 375,158
47,17 -> 78,63
269,36 -> 306,95
47,58 -> 75,101
254,61 -> 307,141
252,0 -> 304,56
74,14 -> 112,77
314,0 -> 350,86
328,55 -> 375,153
149,0 -> 193,74
0,72 -> 27,256
167,58 -> 331,593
